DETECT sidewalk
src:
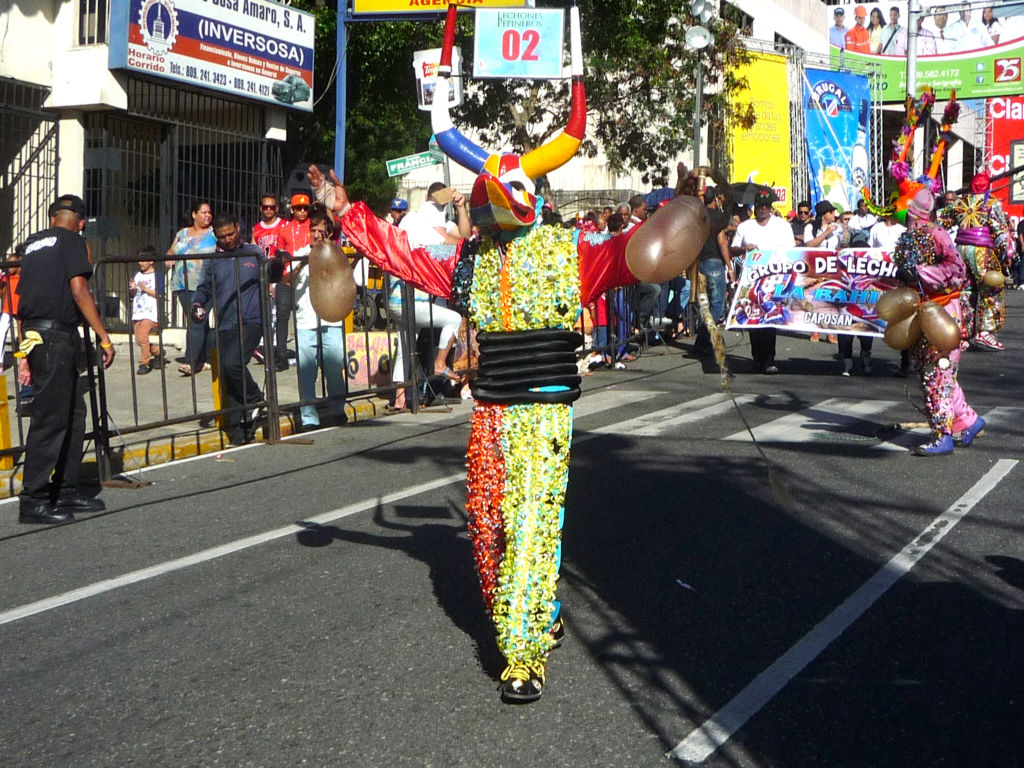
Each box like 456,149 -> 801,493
0,337 -> 406,498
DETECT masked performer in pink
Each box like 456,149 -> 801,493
938,172 -> 1012,350
894,188 -> 985,456
309,3 -> 706,703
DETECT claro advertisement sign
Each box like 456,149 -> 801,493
109,0 -> 315,111
986,95 -> 1024,221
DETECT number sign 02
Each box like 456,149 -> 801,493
473,9 -> 565,80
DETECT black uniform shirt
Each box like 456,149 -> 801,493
17,227 -> 92,325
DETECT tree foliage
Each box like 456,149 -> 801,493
286,1 -> 755,203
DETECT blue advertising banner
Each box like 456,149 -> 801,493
108,0 -> 315,111
804,68 -> 870,213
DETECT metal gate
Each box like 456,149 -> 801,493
83,79 -> 283,330
0,79 -> 58,258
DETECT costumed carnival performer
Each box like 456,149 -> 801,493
307,2 -> 707,703
938,172 -> 1012,351
892,188 -> 985,456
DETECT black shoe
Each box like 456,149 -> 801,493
274,360 -> 289,372
148,356 -> 164,370
137,364 -> 151,375
19,497 -> 74,525
499,661 -> 546,704
56,494 -> 106,513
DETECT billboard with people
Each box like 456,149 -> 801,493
827,2 -> 1024,101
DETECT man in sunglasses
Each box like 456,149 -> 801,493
792,200 -> 811,245
252,194 -> 284,258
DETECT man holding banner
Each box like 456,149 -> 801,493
730,191 -> 795,374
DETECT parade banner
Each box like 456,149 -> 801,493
728,52 -> 792,211
109,0 -> 315,111
353,0 -> 533,14
986,95 -> 1024,221
473,8 -> 564,79
725,248 -> 899,336
804,68 -> 870,214
826,2 -> 1024,102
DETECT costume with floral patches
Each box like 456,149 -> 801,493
938,173 -> 1012,346
319,2 -> 679,704
892,192 -> 979,451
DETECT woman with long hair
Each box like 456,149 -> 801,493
982,6 -> 1001,45
868,7 -> 885,52
166,199 -> 215,375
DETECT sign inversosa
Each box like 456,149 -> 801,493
108,0 -> 315,111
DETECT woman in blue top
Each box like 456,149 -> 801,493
166,200 -> 215,375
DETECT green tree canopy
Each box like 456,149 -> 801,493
286,1 -> 754,206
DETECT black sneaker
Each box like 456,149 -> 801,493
19,497 -> 74,525
137,364 -> 151,375
56,494 -> 106,513
499,661 -> 546,704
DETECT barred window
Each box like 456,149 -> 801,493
79,0 -> 109,45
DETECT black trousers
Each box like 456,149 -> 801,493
274,282 -> 294,366
216,324 -> 264,435
837,335 -> 874,358
21,328 -> 88,501
749,328 -> 777,366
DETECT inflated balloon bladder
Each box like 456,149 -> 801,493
982,270 -> 1006,289
917,300 -> 961,353
875,287 -> 919,323
883,312 -> 922,350
625,195 -> 709,283
308,241 -> 357,323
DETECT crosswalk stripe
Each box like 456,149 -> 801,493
723,398 -> 897,445
574,389 -> 667,420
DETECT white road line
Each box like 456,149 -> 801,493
0,389 -> 663,627
0,472 -> 465,627
723,398 -> 896,444
668,458 -> 1019,764
589,393 -> 794,438
573,388 -> 667,419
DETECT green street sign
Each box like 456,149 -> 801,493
386,151 -> 440,177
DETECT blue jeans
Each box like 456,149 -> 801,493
175,289 -> 213,369
699,259 -> 728,323
296,326 -> 348,426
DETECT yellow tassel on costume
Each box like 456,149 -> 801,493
14,330 -> 43,358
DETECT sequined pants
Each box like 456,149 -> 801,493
465,402 -> 571,666
911,340 -> 977,439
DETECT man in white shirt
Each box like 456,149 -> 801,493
848,199 -> 878,233
731,192 -> 795,374
868,213 -> 906,252
879,7 -> 905,54
945,9 -> 993,52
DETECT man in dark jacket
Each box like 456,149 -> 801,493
192,212 -> 265,445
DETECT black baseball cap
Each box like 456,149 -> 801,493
48,194 -> 87,218
815,200 -> 836,216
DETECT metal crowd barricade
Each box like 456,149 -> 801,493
0,243 -> 477,486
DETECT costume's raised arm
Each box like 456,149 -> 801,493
310,165 -> 457,299
341,202 -> 457,299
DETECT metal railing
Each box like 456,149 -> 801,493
0,244 -> 661,483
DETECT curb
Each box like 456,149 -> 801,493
1,396 -> 391,499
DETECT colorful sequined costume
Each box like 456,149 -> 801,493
330,2 -> 655,702
938,175 -> 1012,341
892,223 -> 978,441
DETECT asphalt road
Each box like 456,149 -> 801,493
2,293 -> 1022,767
